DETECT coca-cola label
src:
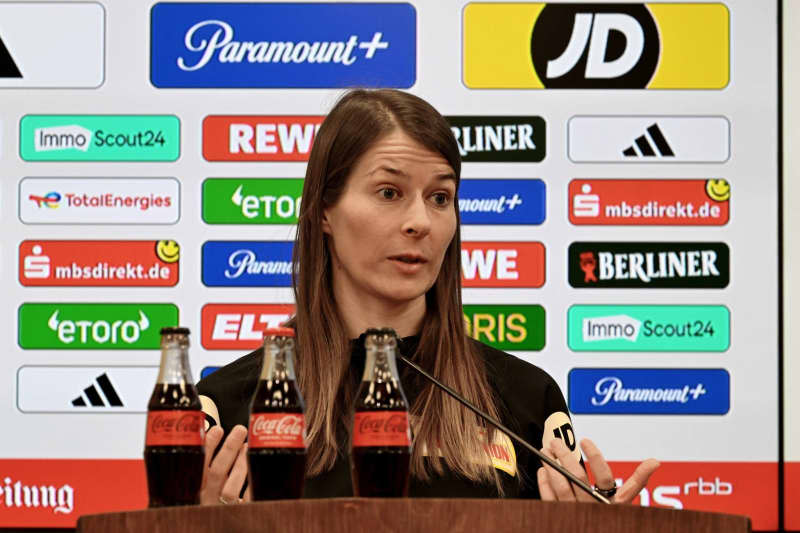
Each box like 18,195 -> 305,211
145,410 -> 204,446
248,413 -> 306,449
352,411 -> 411,447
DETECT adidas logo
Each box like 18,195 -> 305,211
71,372 -> 124,408
0,35 -> 22,78
622,123 -> 675,158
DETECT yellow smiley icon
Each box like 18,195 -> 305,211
705,179 -> 730,202
156,240 -> 180,263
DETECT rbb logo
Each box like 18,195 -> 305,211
633,477 -> 733,509
461,242 -> 545,288
531,4 -> 659,88
201,304 -> 295,349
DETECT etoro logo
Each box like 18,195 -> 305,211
18,303 -> 178,349
20,116 -> 180,162
445,116 -> 546,162
568,242 -> 729,288
569,179 -> 730,226
150,3 -> 416,88
463,304 -> 545,351
202,178 -> 303,224
19,240 -> 180,287
463,3 -> 729,89
461,242 -> 545,288
201,304 -> 296,349
202,116 -> 324,161
567,305 -> 730,352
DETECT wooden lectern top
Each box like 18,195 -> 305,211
77,497 -> 751,533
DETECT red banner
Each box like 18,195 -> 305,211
201,303 -> 296,350
461,242 -> 545,288
607,461 -> 777,531
19,240 -> 179,287
786,462 -> 800,530
0,459 -> 146,528
568,179 -> 730,226
203,115 -> 324,161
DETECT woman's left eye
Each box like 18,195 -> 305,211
431,192 -> 451,206
380,188 -> 398,200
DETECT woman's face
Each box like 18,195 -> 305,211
322,128 -> 458,307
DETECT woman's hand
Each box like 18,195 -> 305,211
537,438 -> 659,504
200,424 -> 252,505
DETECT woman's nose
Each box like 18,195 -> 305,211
401,196 -> 432,237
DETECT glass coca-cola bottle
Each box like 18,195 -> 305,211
247,327 -> 307,500
350,327 -> 413,497
144,327 -> 205,507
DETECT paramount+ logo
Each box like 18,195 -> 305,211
463,3 -> 729,89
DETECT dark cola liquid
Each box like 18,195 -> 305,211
248,378 -> 306,500
144,383 -> 204,507
351,445 -> 411,497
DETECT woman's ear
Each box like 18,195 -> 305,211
321,208 -> 332,235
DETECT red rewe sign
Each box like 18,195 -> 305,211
202,115 -> 325,161
201,303 -> 296,350
461,242 -> 545,287
18,240 -> 179,287
568,179 -> 730,226
607,461 -> 777,530
0,459 -> 146,528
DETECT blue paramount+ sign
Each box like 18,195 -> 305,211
202,241 -> 294,287
568,368 -> 730,415
457,179 -> 546,225
150,2 -> 416,88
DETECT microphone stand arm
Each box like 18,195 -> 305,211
398,354 -> 611,504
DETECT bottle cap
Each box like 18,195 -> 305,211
263,327 -> 295,338
160,326 -> 190,335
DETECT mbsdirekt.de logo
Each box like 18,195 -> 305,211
202,241 -> 293,287
203,179 -> 303,224
20,116 -> 179,162
18,303 -> 178,349
458,179 -> 545,225
568,305 -> 730,352
150,3 -> 416,88
568,368 -> 729,414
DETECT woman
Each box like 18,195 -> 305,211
197,89 -> 659,505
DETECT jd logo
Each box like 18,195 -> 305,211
531,4 -> 659,88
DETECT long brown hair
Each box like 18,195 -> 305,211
291,89 -> 503,487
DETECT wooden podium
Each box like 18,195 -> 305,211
77,498 -> 751,533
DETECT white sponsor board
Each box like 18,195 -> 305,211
19,177 -> 180,224
568,116 -> 730,163
17,366 -> 158,413
0,3 -> 104,88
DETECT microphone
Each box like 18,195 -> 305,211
397,354 -> 611,504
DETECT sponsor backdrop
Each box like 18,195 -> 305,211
0,0 -> 785,530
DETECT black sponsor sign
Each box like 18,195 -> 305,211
446,116 -> 545,162
568,242 -> 729,288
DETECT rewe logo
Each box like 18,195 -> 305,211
203,116 -> 324,161
34,126 -> 92,152
533,5 -> 659,88
461,242 -> 545,288
47,310 -> 150,346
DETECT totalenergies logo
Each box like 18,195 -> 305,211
29,192 -> 61,208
